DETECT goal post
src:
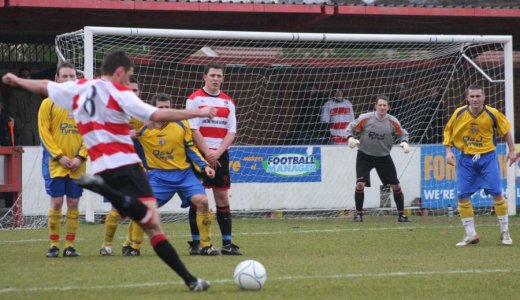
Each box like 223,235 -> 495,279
50,26 -> 515,223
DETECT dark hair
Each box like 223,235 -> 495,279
18,67 -> 31,77
129,76 -> 139,85
151,93 -> 172,107
56,62 -> 76,76
466,84 -> 484,97
204,62 -> 224,75
101,50 -> 133,76
375,95 -> 390,106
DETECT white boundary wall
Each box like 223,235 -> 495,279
21,145 -> 421,216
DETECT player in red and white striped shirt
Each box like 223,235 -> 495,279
2,50 -> 216,292
186,62 -> 241,256
321,87 -> 355,144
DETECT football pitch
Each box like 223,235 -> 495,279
2,216 -> 520,299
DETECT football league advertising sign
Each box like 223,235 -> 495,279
229,146 -> 321,183
421,144 -> 509,209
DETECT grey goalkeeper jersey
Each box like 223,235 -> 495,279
345,111 -> 409,157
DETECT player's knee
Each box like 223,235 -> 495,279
391,185 -> 401,193
355,182 -> 365,191
194,196 -> 209,211
66,199 -> 80,210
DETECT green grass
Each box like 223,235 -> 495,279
2,216 -> 520,300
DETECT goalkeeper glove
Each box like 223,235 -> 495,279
400,142 -> 410,154
348,137 -> 360,149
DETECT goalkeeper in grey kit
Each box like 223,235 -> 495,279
345,95 -> 411,222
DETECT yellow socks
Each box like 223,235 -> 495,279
494,198 -> 508,216
48,208 -> 61,248
196,211 -> 212,248
103,208 -> 122,247
128,220 -> 145,250
457,201 -> 474,219
64,209 -> 79,248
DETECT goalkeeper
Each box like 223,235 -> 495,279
346,95 -> 411,222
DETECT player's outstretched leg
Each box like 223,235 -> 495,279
76,174 -> 151,222
76,174 -> 210,291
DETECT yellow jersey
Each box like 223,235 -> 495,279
136,120 -> 208,172
443,105 -> 510,155
38,97 -> 87,179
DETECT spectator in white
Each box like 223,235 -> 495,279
321,85 -> 355,144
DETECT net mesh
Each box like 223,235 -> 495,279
2,29 -> 510,228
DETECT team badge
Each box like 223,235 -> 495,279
159,138 -> 165,146
470,124 -> 478,134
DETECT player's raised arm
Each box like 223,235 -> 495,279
2,72 -> 50,96
150,106 -> 216,122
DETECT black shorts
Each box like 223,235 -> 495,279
356,150 -> 399,188
199,150 -> 231,189
98,163 -> 154,199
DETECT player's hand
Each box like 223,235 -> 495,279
199,106 -> 217,118
129,129 -> 137,138
446,152 -> 456,166
2,73 -> 19,87
507,151 -> 517,167
400,142 -> 410,154
70,157 -> 82,171
348,137 -> 360,149
58,155 -> 73,169
205,166 -> 216,179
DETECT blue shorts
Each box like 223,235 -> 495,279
44,176 -> 83,198
147,168 -> 206,208
456,151 -> 502,199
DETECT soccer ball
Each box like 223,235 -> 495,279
233,260 -> 267,290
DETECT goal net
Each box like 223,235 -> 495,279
5,27 -> 514,228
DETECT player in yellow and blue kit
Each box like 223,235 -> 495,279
99,78 -> 147,257
134,93 -> 219,256
444,84 -> 517,247
38,62 -> 87,257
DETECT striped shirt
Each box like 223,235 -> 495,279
321,98 -> 355,143
186,88 -> 236,150
47,79 -> 157,174
346,111 -> 409,157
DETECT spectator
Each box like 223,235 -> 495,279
0,101 -> 14,208
389,84 -> 412,137
7,68 -> 42,145
412,86 -> 445,144
0,101 -> 14,146
290,79 -> 328,145
321,85 -> 355,144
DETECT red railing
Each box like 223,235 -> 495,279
0,147 -> 23,227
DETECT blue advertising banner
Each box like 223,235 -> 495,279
421,144 -> 508,209
229,146 -> 321,183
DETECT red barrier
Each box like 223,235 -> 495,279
0,146 -> 23,227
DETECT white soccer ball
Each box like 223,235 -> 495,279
233,260 -> 267,290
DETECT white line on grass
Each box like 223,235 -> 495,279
0,223 -> 517,244
0,268 -> 518,294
